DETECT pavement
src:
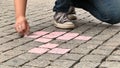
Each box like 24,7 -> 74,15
0,0 -> 120,68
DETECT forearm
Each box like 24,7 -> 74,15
14,0 -> 27,19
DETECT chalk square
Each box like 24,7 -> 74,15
28,48 -> 49,54
75,36 -> 92,40
43,32 -> 66,38
33,31 -> 49,36
57,33 -> 79,40
48,48 -> 71,54
35,37 -> 52,43
39,43 -> 59,49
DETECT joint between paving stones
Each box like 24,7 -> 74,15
96,44 -> 120,68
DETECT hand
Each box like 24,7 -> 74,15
15,17 -> 30,37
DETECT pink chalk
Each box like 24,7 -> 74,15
28,48 -> 49,54
48,48 -> 71,54
26,34 -> 41,38
43,32 -> 66,38
75,36 -> 92,40
33,31 -> 49,36
26,31 -> 49,38
39,43 -> 59,49
35,37 -> 52,43
57,33 -> 79,40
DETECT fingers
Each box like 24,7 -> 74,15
15,21 -> 30,37
23,23 -> 30,36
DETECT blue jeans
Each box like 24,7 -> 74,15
53,0 -> 120,24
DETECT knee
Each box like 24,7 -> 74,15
104,17 -> 120,24
101,12 -> 120,24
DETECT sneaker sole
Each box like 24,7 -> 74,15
54,21 -> 75,29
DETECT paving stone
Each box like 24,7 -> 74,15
33,31 -> 49,35
103,40 -> 120,47
14,41 -> 43,51
0,32 -> 10,37
42,26 -> 56,32
39,43 -> 59,49
78,43 -> 99,49
25,59 -> 51,67
5,34 -> 20,40
0,44 -> 14,52
75,35 -> 92,41
84,28 -> 101,36
28,48 -> 49,54
27,31 -> 49,38
70,47 -> 92,55
45,66 -> 68,68
1,0 -> 120,68
0,37 -> 12,44
106,55 -> 120,62
35,37 -> 52,43
90,49 -> 112,56
19,66 -> 39,68
60,53 -> 83,61
37,53 -> 61,61
74,62 -> 100,68
2,49 -> 24,57
112,50 -> 120,56
81,55 -> 105,62
50,40 -> 66,44
48,48 -> 71,54
51,59 -> 76,68
11,38 -> 34,46
43,31 -> 66,39
3,57 -> 27,67
17,53 -> 39,60
26,34 -> 43,39
97,45 -> 116,51
30,27 -> 44,33
0,49 -> 24,63
3,28 -> 16,33
100,62 -> 120,68
58,42 -> 79,49
57,33 -> 79,40
86,40 -> 104,45
109,36 -> 120,42
0,25 -> 13,32
67,40 -> 86,45
0,54 -> 15,63
92,34 -> 111,41
0,65 -> 16,68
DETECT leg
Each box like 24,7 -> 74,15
72,0 -> 120,24
53,0 -> 75,29
53,0 -> 71,12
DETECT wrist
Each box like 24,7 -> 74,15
16,16 -> 26,20
15,16 -> 27,23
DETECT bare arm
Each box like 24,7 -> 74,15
14,0 -> 29,36
14,0 -> 27,18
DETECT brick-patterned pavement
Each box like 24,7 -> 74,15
0,0 -> 120,68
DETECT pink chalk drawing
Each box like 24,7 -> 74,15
35,37 -> 52,43
43,32 -> 66,39
57,33 -> 79,40
48,48 -> 71,54
28,48 -> 49,54
75,36 -> 92,40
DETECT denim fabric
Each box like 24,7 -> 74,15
53,0 -> 71,12
53,0 -> 120,24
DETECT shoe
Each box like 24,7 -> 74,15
67,6 -> 77,20
54,12 -> 75,29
